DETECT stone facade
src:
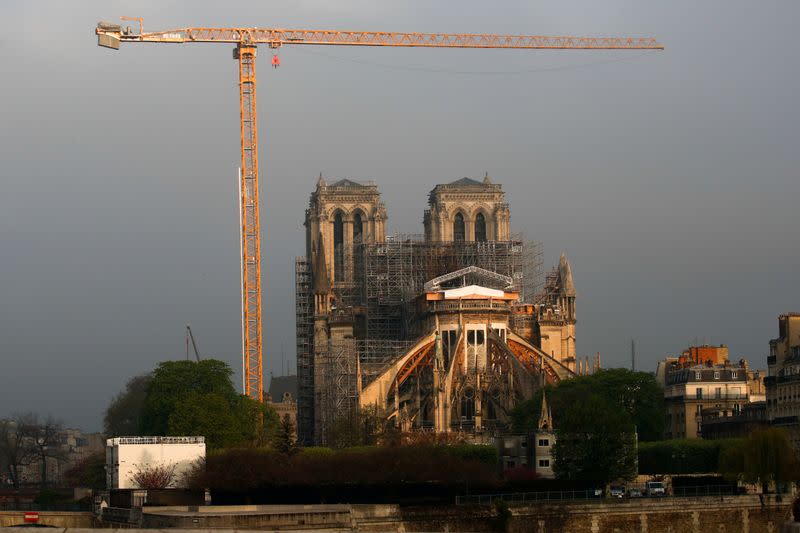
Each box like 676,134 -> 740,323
765,313 -> 800,446
296,175 -> 577,445
662,357 -> 765,440
423,175 -> 510,242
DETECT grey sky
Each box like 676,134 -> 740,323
1,1 -> 797,431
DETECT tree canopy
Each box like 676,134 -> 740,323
511,368 -> 664,441
116,359 -> 280,449
719,427 -> 799,492
104,373 -> 152,436
551,394 -> 637,483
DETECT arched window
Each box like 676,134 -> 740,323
453,213 -> 465,242
333,212 -> 344,282
353,213 -> 363,244
353,212 -> 364,281
475,212 -> 487,242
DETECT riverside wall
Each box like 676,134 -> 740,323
123,494 -> 793,532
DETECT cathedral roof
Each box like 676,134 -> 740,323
447,177 -> 485,187
329,178 -> 369,188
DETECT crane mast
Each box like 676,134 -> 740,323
96,19 -> 662,402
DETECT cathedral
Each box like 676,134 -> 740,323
295,175 -> 577,445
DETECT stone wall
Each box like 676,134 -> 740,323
0,511 -> 94,528
105,495 -> 792,532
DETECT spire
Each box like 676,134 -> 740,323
312,232 -> 330,294
316,173 -> 326,188
483,171 -> 492,184
559,253 -> 576,296
538,391 -> 553,431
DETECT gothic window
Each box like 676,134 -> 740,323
461,393 -> 475,420
353,212 -> 364,280
475,212 -> 487,242
353,213 -> 363,244
333,212 -> 344,282
454,212 -> 465,242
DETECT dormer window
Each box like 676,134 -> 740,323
695,371 -> 702,380
714,371 -> 720,380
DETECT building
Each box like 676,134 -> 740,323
662,348 -> 764,440
106,436 -> 205,490
533,392 -> 556,479
266,375 -> 298,433
765,313 -> 800,444
699,402 -> 768,440
295,175 -> 577,445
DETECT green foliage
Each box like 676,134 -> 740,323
104,373 -> 152,436
443,443 -> 498,466
511,369 -> 664,441
720,428 -> 799,492
638,438 -> 743,474
324,405 -> 397,448
273,415 -> 298,455
297,447 -> 335,458
63,452 -> 106,489
191,444 -> 500,491
135,359 -> 277,449
140,360 -> 237,436
552,394 -> 637,483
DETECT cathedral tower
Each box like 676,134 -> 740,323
423,174 -> 510,242
305,176 -> 386,286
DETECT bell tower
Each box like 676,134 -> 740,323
424,174 -> 510,242
305,175 -> 386,286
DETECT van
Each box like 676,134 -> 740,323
646,481 -> 665,497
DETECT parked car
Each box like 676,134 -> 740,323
610,486 -> 625,499
627,487 -> 643,498
646,481 -> 666,497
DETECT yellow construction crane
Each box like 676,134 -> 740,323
95,18 -> 662,402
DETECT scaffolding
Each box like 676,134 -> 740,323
357,235 -> 543,340
294,257 -> 314,444
296,235 -> 544,443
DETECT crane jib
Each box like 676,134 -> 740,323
94,18 -> 662,402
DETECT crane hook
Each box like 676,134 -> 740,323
271,54 -> 281,68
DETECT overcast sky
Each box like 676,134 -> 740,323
1,1 -> 797,431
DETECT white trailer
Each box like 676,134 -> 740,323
106,436 -> 205,489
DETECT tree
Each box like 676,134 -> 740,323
510,369 -> 664,441
0,414 -> 37,488
104,373 -> 152,436
28,415 -> 67,487
140,360 -> 238,436
63,452 -> 106,489
131,462 -> 177,489
274,415 -> 298,455
721,427 -> 799,493
133,359 -> 278,449
552,394 -> 637,485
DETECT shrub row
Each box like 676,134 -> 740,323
638,438 -> 744,474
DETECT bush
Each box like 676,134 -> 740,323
638,438 -> 744,474
191,444 -> 500,493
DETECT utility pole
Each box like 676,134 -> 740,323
631,338 -> 636,372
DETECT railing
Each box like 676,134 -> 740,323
456,490 -> 601,505
672,485 -> 740,497
455,485 -> 743,505
108,436 -> 205,445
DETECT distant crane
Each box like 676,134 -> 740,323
186,324 -> 201,362
95,18 -> 663,402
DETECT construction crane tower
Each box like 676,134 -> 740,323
95,19 -> 662,402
